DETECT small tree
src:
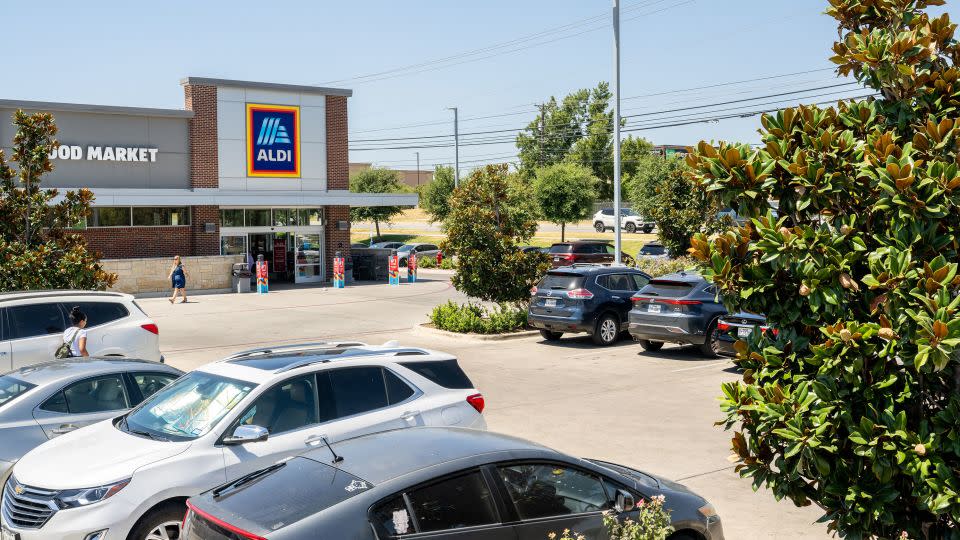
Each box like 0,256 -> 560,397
443,164 -> 547,304
418,165 -> 456,223
349,167 -> 408,238
0,110 -> 115,291
533,163 -> 597,241
628,154 -> 722,256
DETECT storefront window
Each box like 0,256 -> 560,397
246,209 -> 271,227
307,208 -> 324,226
221,236 -> 246,256
90,207 -> 131,227
132,207 -> 191,226
273,209 -> 297,226
220,209 -> 244,227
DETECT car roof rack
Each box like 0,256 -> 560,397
273,346 -> 431,373
224,341 -> 368,361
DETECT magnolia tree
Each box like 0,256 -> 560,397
1,111 -> 115,291
685,1 -> 960,537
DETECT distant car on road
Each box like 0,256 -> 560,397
637,240 -> 672,260
0,358 -> 182,485
593,208 -> 654,233
548,240 -> 632,268
717,312 -> 771,357
182,427 -> 724,540
0,291 -> 163,370
369,241 -> 405,250
396,243 -> 441,267
628,272 -> 727,356
529,265 -> 651,345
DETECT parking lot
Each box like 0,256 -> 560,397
141,272 -> 827,539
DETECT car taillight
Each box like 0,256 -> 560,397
566,288 -> 594,300
557,253 -> 574,260
467,393 -> 485,414
530,286 -> 538,296
141,323 -> 159,335
717,321 -> 730,331
185,501 -> 266,540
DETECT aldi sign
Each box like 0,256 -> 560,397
246,103 -> 300,177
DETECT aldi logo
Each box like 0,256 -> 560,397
246,103 -> 300,177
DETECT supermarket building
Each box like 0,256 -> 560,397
0,78 -> 416,293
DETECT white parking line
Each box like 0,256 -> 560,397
670,360 -> 728,373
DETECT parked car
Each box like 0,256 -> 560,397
519,245 -> 549,254
1,342 -> 485,540
396,243 -> 441,267
0,358 -> 182,487
182,427 -> 724,540
369,241 -> 405,250
350,243 -> 367,248
717,312 -> 771,357
0,291 -> 163,370
637,240 -> 672,260
593,208 -> 654,233
628,272 -> 727,356
528,266 -> 651,345
548,240 -> 632,268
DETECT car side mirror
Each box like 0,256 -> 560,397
615,490 -> 636,513
223,425 -> 269,446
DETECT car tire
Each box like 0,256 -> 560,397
593,313 -> 620,346
643,224 -> 654,233
625,222 -> 636,233
700,321 -> 721,358
128,501 -> 185,540
540,330 -> 563,341
668,534 -> 697,540
638,339 -> 664,351
594,221 -> 606,233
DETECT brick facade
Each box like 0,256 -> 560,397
326,95 -> 349,191
184,84 -> 219,189
81,205 -> 220,259
324,206 -> 351,279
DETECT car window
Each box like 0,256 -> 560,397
384,369 -> 415,405
631,274 -> 651,290
407,471 -> 499,533
548,244 -> 573,254
538,273 -> 584,291
40,391 -> 69,413
604,245 -> 616,255
62,375 -> 130,414
329,367 -> 389,417
8,303 -> 66,340
601,274 -> 635,291
601,209 -> 613,215
236,375 -> 318,435
399,360 -> 475,390
0,376 -> 36,409
497,463 -> 611,519
373,495 -> 414,536
65,302 -> 129,327
132,373 -> 179,402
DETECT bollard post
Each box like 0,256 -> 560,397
388,250 -> 400,286
256,255 -> 269,295
333,251 -> 345,288
407,252 -> 417,283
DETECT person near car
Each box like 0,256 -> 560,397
168,255 -> 188,304
62,306 -> 89,357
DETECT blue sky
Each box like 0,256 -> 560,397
5,1 -> 926,172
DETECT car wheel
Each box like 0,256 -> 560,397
594,221 -> 606,233
638,339 -> 664,351
540,330 -> 563,341
593,313 -> 620,346
700,321 -> 721,357
668,534 -> 697,540
643,224 -> 654,233
625,222 -> 636,233
129,502 -> 185,540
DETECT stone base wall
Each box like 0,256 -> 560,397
102,255 -> 243,295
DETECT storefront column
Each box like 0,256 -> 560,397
324,206 -> 351,281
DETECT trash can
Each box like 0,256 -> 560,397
231,263 -> 252,293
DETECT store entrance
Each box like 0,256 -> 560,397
248,233 -> 292,283
220,230 -> 325,285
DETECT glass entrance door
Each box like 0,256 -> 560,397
294,233 -> 323,283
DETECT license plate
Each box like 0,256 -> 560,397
647,304 -> 662,313
545,298 -> 557,308
737,326 -> 752,337
2,526 -> 19,540
553,257 -> 560,262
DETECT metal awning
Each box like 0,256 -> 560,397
49,188 -> 418,208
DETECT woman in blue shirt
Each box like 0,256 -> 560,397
168,255 -> 188,303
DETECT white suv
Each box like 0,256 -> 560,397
593,208 -> 655,234
1,342 -> 486,540
0,291 -> 162,370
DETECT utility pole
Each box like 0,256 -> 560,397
538,103 -> 547,167
612,0 -> 623,265
448,107 -> 460,187
415,151 -> 421,187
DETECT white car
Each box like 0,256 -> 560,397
1,342 -> 486,540
0,291 -> 162,370
592,208 -> 654,233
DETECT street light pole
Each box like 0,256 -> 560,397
415,151 -> 421,187
448,107 -> 460,187
612,0 -> 623,265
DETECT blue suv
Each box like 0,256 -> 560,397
528,265 -> 651,345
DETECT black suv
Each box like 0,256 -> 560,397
528,265 -> 651,345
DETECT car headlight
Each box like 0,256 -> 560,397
698,502 -> 720,523
56,479 -> 130,509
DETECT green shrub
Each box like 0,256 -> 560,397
440,256 -> 457,270
416,256 -> 437,269
631,256 -> 696,277
429,301 -> 527,334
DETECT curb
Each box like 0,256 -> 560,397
412,323 -> 540,342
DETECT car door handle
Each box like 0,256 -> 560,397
52,424 -> 78,434
305,434 -> 328,447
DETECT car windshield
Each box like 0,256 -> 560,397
0,376 -> 36,409
621,209 -> 636,216
548,244 -> 573,254
640,244 -> 666,256
123,372 -> 255,441
398,244 -> 417,251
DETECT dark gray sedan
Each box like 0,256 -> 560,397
183,427 -> 723,540
0,358 -> 182,483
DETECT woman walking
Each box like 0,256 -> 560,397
57,306 -> 89,358
169,255 -> 188,303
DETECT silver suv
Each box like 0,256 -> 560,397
592,208 -> 654,233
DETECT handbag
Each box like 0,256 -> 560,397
56,328 -> 79,359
